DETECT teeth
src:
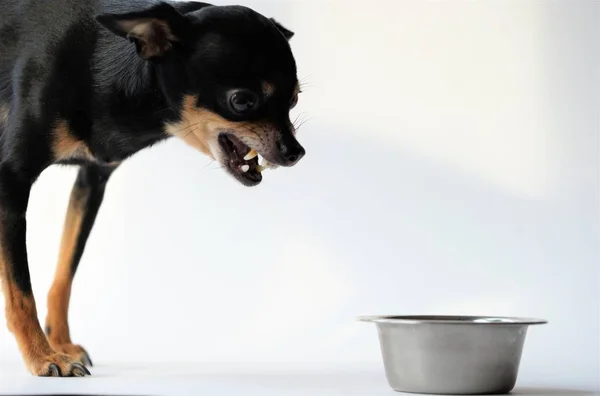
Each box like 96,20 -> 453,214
240,165 -> 250,172
255,158 -> 271,173
244,149 -> 258,160
253,154 -> 272,173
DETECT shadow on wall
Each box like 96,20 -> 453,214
69,117 -> 596,372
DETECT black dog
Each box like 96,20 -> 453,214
0,0 -> 304,377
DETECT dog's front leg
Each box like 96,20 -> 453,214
45,164 -> 117,367
0,166 -> 89,377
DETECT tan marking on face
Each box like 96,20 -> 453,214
293,82 -> 300,96
164,95 -> 278,162
263,82 -> 275,97
52,120 -> 93,161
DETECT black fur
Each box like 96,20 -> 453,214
1,0 -> 300,174
0,0 -> 303,376
69,164 -> 117,276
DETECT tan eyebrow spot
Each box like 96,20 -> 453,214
164,94 -> 277,161
164,95 -> 257,157
263,82 -> 275,97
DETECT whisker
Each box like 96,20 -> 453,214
173,120 -> 203,139
294,116 -> 312,131
291,114 -> 303,126
299,75 -> 315,85
299,85 -> 314,90
299,76 -> 317,91
293,112 -> 310,125
202,160 -> 215,170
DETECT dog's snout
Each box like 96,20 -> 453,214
282,145 -> 305,165
278,137 -> 305,166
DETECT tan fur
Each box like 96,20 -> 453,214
124,19 -> 178,59
3,284 -> 57,373
164,95 -> 279,161
41,177 -> 94,367
125,19 -> 178,42
52,120 -> 93,161
0,223 -> 78,375
261,82 -> 297,98
263,82 -> 275,97
46,189 -> 85,347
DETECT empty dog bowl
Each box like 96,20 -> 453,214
359,315 -> 547,395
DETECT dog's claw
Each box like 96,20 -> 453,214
48,363 -> 60,377
30,353 -> 91,377
71,362 -> 89,377
81,350 -> 93,367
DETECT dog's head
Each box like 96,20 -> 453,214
96,2 -> 304,186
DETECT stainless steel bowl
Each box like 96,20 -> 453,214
359,315 -> 547,395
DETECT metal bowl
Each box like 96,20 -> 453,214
359,315 -> 547,395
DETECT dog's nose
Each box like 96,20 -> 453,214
282,145 -> 305,165
278,138 -> 305,166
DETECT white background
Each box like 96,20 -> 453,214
1,0 -> 599,393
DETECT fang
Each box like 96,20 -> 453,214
244,150 -> 258,161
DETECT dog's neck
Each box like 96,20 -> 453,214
89,31 -> 185,162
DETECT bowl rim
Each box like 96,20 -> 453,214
357,315 -> 547,325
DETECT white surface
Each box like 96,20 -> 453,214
0,362 -> 597,396
1,0 -> 599,393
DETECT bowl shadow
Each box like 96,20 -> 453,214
510,387 -> 599,396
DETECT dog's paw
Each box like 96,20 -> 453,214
50,343 -> 93,367
28,352 -> 90,377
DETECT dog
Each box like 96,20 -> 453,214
0,0 -> 304,377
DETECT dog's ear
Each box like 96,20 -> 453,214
270,18 -> 294,40
96,2 -> 191,60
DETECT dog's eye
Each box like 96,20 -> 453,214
229,90 -> 259,115
290,94 -> 299,109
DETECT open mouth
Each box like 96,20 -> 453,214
218,133 -> 268,186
